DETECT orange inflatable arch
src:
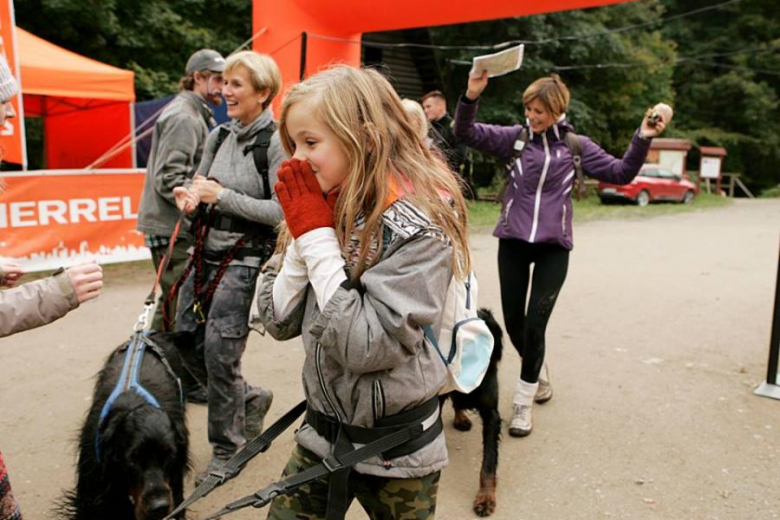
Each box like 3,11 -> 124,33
252,0 -> 632,100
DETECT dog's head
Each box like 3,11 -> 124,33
99,393 -> 186,520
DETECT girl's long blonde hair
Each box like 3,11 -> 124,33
278,66 -> 471,280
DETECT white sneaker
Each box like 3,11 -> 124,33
509,403 -> 533,437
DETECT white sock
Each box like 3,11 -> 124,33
513,378 -> 539,406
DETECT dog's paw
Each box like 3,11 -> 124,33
453,410 -> 472,431
473,491 -> 496,517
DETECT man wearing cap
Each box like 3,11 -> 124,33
138,49 -> 226,341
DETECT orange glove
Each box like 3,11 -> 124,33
275,159 -> 335,239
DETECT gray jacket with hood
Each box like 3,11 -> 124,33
256,198 -> 452,478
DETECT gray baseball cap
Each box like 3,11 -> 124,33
185,49 -> 226,74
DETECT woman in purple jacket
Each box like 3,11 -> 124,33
454,71 -> 667,438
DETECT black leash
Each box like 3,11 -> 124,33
163,400 -> 307,520
202,420 -> 428,519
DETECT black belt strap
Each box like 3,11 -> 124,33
163,400 -> 307,520
211,213 -> 276,239
305,395 -> 441,459
202,419 -> 429,519
327,428 -> 353,520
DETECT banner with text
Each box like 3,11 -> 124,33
0,0 -> 26,166
0,170 -> 150,271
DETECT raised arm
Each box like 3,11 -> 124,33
453,72 -> 521,161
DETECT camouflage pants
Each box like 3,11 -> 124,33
176,262 -> 261,458
267,445 -> 440,520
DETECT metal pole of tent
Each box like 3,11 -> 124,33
300,31 -> 308,81
754,237 -> 780,400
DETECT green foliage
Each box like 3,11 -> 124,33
760,185 -> 780,198
16,0 -> 252,100
661,0 -> 780,193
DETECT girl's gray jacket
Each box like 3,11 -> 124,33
256,199 -> 453,478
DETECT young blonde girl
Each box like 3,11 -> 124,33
255,65 -> 470,519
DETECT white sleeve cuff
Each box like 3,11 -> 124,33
296,228 -> 348,310
272,239 -> 309,320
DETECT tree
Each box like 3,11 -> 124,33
661,0 -> 780,192
16,0 -> 253,100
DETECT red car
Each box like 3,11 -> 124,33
598,165 -> 698,206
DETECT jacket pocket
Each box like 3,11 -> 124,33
502,198 -> 514,227
562,204 -> 567,237
218,314 -> 250,339
372,379 -> 386,423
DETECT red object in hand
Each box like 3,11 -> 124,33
275,159 -> 335,238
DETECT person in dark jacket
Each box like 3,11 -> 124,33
454,71 -> 667,438
422,91 -> 470,191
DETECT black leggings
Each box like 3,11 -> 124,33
498,238 -> 569,384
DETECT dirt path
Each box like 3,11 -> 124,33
2,199 -> 779,520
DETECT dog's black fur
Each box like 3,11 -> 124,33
442,308 -> 503,517
57,332 -> 192,520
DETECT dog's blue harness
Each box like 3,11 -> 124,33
95,331 -> 183,461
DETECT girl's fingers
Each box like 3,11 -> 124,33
275,181 -> 292,207
298,161 -> 322,195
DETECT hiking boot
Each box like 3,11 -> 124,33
245,388 -> 274,440
535,365 -> 553,404
194,455 -> 235,487
508,404 -> 533,437
510,379 -> 538,438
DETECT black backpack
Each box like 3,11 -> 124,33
507,126 -> 585,200
212,122 -> 276,200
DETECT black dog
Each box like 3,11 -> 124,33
442,308 -> 503,517
57,332 -> 191,520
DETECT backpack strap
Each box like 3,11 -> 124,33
213,125 -> 231,157
243,122 -> 277,200
511,126 -> 530,159
494,127 -> 530,203
563,131 -> 585,200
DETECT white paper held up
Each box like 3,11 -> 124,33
469,44 -> 524,79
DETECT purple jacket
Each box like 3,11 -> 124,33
454,97 -> 651,250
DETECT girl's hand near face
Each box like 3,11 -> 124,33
275,159 -> 335,239
466,70 -> 489,101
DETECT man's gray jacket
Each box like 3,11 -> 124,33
137,91 -> 214,238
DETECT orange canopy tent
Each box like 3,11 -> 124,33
252,0 -> 633,97
16,27 -> 135,169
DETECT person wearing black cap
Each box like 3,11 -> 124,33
137,49 -> 226,345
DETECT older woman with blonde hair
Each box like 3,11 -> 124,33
173,50 -> 285,484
